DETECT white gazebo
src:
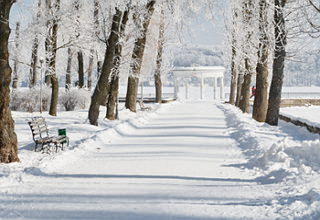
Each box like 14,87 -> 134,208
172,66 -> 226,100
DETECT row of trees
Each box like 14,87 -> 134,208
229,0 -> 319,125
0,0 -> 216,163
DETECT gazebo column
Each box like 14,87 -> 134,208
185,81 -> 189,99
213,77 -> 217,100
200,75 -> 204,100
220,77 -> 224,100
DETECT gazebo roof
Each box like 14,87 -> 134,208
172,66 -> 225,78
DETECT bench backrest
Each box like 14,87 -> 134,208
28,117 -> 49,141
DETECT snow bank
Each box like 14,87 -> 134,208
220,103 -> 320,218
220,104 -> 320,177
281,106 -> 320,128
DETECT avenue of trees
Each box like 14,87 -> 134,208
228,0 -> 319,125
0,0 -> 319,163
0,0 -> 214,162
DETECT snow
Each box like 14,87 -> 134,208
281,106 -> 320,128
0,101 -> 320,219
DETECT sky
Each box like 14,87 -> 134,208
184,14 -> 226,46
10,0 -> 226,47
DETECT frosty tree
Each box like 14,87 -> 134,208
266,0 -> 287,126
0,0 -> 20,163
253,0 -> 271,122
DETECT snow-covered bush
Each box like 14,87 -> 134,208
59,89 -> 91,111
11,88 -> 51,112
10,88 -> 91,112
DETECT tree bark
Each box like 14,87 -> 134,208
253,0 -> 270,122
235,73 -> 243,107
154,9 -> 165,104
266,0 -> 287,126
29,0 -> 41,88
106,10 -> 130,120
66,48 -> 72,90
239,58 -> 253,113
88,9 -> 123,125
12,21 -> 20,89
106,74 -> 119,120
0,0 -> 19,163
30,36 -> 39,88
87,49 -> 94,90
238,0 -> 254,113
77,50 -> 84,88
229,34 -> 238,105
125,1 -> 156,112
229,9 -> 238,105
47,0 -> 60,116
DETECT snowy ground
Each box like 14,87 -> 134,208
1,101 -> 320,219
281,106 -> 320,128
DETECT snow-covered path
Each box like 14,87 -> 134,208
1,102 -> 288,219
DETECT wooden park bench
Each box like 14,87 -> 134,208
28,117 -> 69,153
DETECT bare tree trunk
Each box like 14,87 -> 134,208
30,36 -> 39,88
46,0 -> 60,116
229,35 -> 238,105
125,1 -> 156,112
253,0 -> 270,122
12,22 -> 20,89
88,9 -> 123,125
239,58 -> 253,113
50,75 -> 59,116
235,73 -> 243,107
66,48 -> 72,90
29,0 -> 41,88
229,9 -> 238,105
266,0 -> 287,126
106,74 -> 119,120
77,50 -> 84,88
87,49 -> 94,90
0,0 -> 20,163
106,10 -> 130,120
238,0 -> 254,113
154,9 -> 165,104
44,0 -> 52,87
44,33 -> 51,87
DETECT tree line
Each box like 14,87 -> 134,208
1,0 -> 318,163
0,0 -> 214,163
228,0 -> 319,125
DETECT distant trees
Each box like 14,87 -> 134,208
0,0 -> 20,163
